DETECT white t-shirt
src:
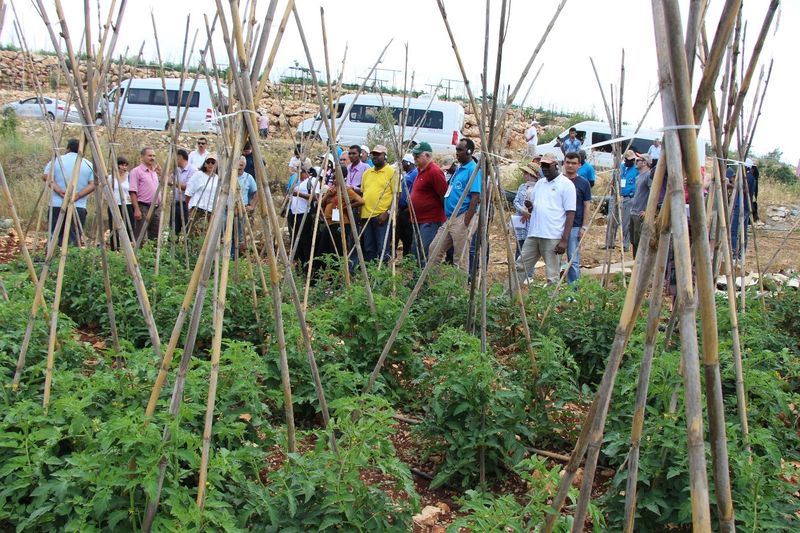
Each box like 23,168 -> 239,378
527,174 -> 576,239
188,149 -> 208,170
647,144 -> 661,160
106,173 -> 131,205
185,170 -> 219,212
289,176 -> 320,214
525,126 -> 538,146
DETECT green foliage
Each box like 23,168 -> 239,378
258,395 -> 418,531
0,107 -> 19,139
415,327 -> 530,489
758,148 -> 797,184
448,456 -> 605,532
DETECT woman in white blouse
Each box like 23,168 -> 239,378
107,156 -> 133,250
288,166 -> 320,266
185,154 -> 219,232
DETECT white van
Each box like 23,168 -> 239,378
536,120 -> 706,170
296,93 -> 465,154
99,78 -> 228,133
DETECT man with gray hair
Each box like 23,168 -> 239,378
234,155 -> 258,255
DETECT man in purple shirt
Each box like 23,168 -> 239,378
129,147 -> 162,243
346,144 -> 369,194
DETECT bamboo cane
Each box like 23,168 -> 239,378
290,4 -> 378,315
43,137 -> 87,409
36,0 -> 163,363
564,158 -> 669,531
219,0 -> 334,441
622,229 -> 672,533
433,0 -> 537,367
197,153 -> 245,509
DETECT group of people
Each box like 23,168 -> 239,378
284,138 -> 483,277
42,127 -> 757,288
43,136 -> 258,251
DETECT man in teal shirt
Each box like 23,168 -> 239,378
431,138 -> 481,274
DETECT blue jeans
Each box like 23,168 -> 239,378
567,226 -> 581,284
730,207 -> 750,258
413,222 -> 442,266
362,216 -> 391,263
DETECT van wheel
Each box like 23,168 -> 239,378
46,111 -> 55,121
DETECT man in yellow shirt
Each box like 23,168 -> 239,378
360,145 -> 397,262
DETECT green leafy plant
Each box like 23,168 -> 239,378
415,327 -> 530,489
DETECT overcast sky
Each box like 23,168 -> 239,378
3,0 -> 797,163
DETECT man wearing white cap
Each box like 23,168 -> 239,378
396,153 -> 418,257
525,119 -> 539,157
514,152 -> 575,287
360,145 -> 373,167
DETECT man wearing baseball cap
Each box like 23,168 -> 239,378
605,149 -> 638,251
514,152 -> 575,287
396,153 -> 419,257
409,142 -> 447,265
360,145 -> 396,262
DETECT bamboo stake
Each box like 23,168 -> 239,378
219,0 -> 333,440
622,229 -> 672,533
36,0 -> 163,363
433,0 -> 537,368
660,2 -> 738,528
197,151 -> 240,509
43,137 -> 87,409
291,4 -> 378,315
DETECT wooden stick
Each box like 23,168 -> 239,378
622,230 -> 672,533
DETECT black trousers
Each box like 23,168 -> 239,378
108,204 -> 135,250
50,205 -> 86,247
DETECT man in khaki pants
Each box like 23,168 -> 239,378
514,153 -> 576,287
432,138 -> 481,274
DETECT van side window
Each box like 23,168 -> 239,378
127,88 -> 151,105
591,132 -> 614,153
361,105 -> 380,124
349,104 -> 364,122
630,138 -> 653,154
124,88 -> 200,107
408,109 -> 444,130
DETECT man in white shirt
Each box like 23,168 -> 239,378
647,138 -> 661,166
525,119 -> 539,157
514,152 -> 576,287
188,137 -> 209,169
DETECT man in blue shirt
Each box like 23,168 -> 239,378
397,153 -> 418,257
560,127 -> 582,155
43,138 -> 95,246
432,138 -> 481,274
577,149 -> 596,187
605,149 -> 638,251
730,162 -> 756,258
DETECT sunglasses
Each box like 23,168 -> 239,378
198,142 -> 207,145
635,158 -> 645,163
540,162 -> 553,168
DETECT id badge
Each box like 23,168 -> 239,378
444,185 -> 452,198
620,179 -> 627,189
332,208 -> 341,222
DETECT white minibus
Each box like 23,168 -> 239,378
99,78 -> 228,133
536,120 -> 706,170
296,93 -> 465,154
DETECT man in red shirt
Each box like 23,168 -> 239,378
409,141 -> 447,266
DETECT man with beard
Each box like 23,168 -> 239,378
514,153 -> 575,287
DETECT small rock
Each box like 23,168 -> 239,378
435,502 -> 450,514
412,505 -> 443,527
